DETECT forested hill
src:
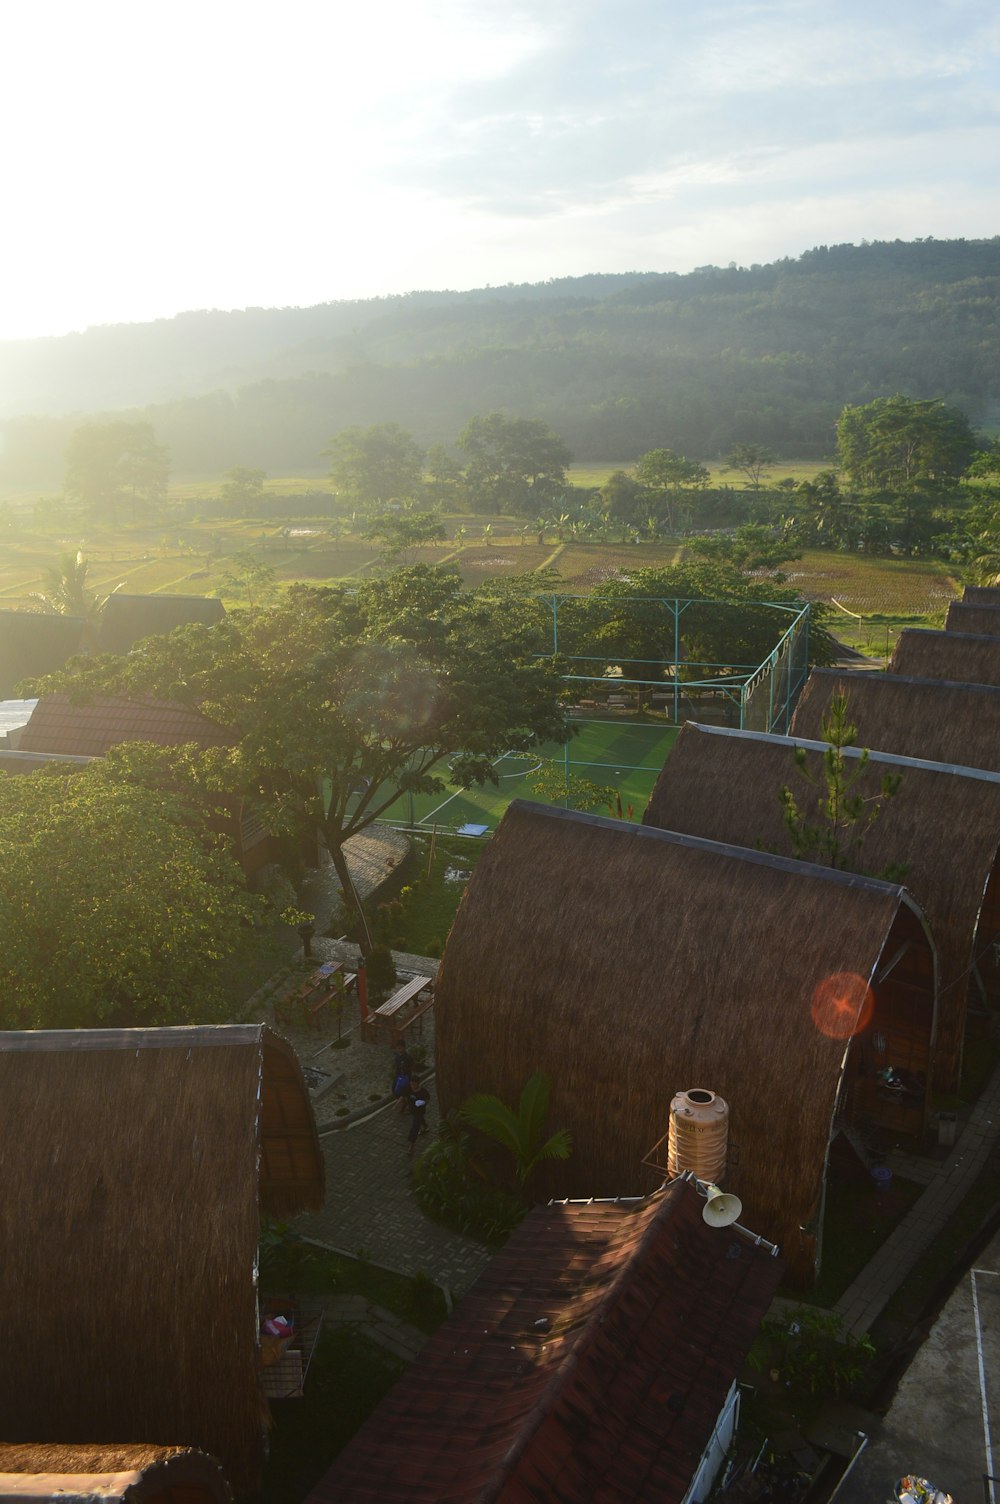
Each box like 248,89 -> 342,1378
2,238 -> 998,484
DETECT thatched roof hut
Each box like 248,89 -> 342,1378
644,721 -> 1000,1089
0,1445 -> 231,1504
0,1026 -> 323,1492
963,586 -> 1000,606
98,596 -> 225,658
306,1178 -> 782,1504
0,613 -> 86,698
435,801 -> 935,1283
888,628 -> 1000,687
790,669 -> 1000,774
945,601 -> 1000,637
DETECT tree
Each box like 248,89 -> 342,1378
457,413 -> 571,515
0,762 -> 264,1029
324,423 -> 425,510
30,550 -> 121,632
686,523 -> 799,574
724,443 -> 777,490
459,1072 -> 572,1187
220,466 -> 267,512
32,567 -> 570,953
778,692 -> 904,876
423,444 -> 467,509
364,508 -> 447,565
64,421 -> 169,524
219,550 -> 277,607
633,447 -> 710,531
836,396 -> 976,491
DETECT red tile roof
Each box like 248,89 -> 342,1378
18,694 -> 235,756
308,1179 -> 783,1504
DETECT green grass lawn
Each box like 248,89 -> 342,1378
377,718 -> 679,835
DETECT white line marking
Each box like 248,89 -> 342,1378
417,752 -> 509,825
972,1269 -> 997,1503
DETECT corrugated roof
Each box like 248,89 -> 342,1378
0,613 -> 86,697
18,694 -> 234,756
98,596 -> 224,657
307,1178 -> 782,1504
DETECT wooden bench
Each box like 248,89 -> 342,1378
307,972 -> 356,1030
274,963 -> 344,1027
372,976 -> 434,1037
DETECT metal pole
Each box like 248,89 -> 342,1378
673,600 -> 679,725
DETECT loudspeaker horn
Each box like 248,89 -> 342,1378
702,1183 -> 743,1228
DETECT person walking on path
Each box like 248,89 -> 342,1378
392,1040 -> 413,1113
407,1080 -> 430,1156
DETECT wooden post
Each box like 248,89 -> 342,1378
357,957 -> 369,1040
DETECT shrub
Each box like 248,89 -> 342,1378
365,943 -> 397,998
750,1308 -> 875,1396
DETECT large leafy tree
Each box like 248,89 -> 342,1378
324,422 -> 425,510
64,420 -> 170,524
836,396 -> 976,491
32,567 -> 570,951
634,447 -> 710,530
457,413 -> 571,515
0,763 -> 263,1029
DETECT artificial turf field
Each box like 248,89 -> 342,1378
380,718 -> 680,834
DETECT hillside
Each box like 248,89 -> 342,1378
1,239 -> 997,484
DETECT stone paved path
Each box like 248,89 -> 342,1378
294,1093 -> 494,1301
834,1057 -> 1000,1336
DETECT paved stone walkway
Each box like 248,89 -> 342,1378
294,1093 -> 494,1301
324,1294 -> 429,1363
835,1058 -> 1000,1336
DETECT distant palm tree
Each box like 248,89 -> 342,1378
30,551 -> 122,637
459,1072 -> 572,1186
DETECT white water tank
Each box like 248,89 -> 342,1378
667,1088 -> 730,1182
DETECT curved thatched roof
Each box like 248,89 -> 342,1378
945,601 -> 1000,637
644,722 -> 1000,1088
0,1026 -> 322,1492
963,586 -> 1000,606
0,613 -> 86,698
98,596 -> 225,658
790,669 -> 1000,774
0,1445 -> 231,1504
435,801 -> 932,1281
889,628 -> 1000,687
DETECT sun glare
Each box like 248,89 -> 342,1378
810,971 -> 874,1041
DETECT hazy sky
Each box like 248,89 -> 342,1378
2,0 -> 998,340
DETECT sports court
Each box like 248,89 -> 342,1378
379,717 -> 679,835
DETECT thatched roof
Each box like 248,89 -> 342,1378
18,694 -> 234,756
790,669 -> 1000,774
435,801 -> 932,1281
307,1178 -> 782,1504
889,628 -> 1000,687
963,586 -> 1000,606
0,613 -> 86,698
0,1445 -> 231,1504
945,601 -> 1000,637
644,722 -> 1000,1088
0,1026 -> 323,1491
98,596 -> 225,658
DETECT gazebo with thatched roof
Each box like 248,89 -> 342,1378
0,1025 -> 323,1493
791,669 -> 1000,775
945,601 -> 1000,637
644,721 -> 1000,1090
435,801 -> 936,1284
888,628 -> 1000,687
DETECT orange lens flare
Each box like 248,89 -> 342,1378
810,972 -> 874,1040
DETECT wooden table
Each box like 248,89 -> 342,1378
371,975 -> 434,1038
273,962 -> 345,1027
